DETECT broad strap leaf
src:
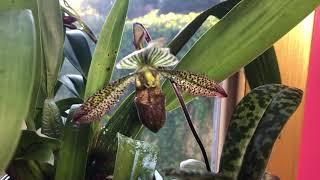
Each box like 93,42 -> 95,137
73,74 -> 135,123
113,133 -> 159,180
159,69 -> 227,97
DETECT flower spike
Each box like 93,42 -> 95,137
160,69 -> 227,97
73,74 -> 135,123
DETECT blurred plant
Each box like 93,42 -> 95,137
0,0 -> 318,179
61,0 -> 98,43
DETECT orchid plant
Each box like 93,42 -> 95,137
73,23 -> 227,133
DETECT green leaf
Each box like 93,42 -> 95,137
168,0 -> 281,92
219,84 -> 302,179
7,161 -> 54,180
113,133 -> 159,180
244,47 -> 281,89
168,0 -> 240,55
55,105 -> 91,180
238,85 -> 302,179
37,0 -> 64,97
0,9 -> 38,172
163,0 -> 319,110
0,0 -> 44,132
14,130 -> 60,163
85,0 -> 129,97
41,99 -> 64,139
58,1 -> 130,179
65,30 -> 92,78
7,160 -> 46,180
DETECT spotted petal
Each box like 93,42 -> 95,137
73,74 -> 135,123
160,70 -> 227,97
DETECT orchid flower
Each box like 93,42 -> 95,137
73,23 -> 227,133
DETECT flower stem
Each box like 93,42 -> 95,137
170,81 -> 211,172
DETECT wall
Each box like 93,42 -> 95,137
266,13 -> 315,180
298,8 -> 320,180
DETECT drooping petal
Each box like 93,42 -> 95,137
73,74 -> 135,123
160,69 -> 228,97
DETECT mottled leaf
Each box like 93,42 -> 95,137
219,84 -> 302,179
41,99 -> 63,139
238,85 -> 302,179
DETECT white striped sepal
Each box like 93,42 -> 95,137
116,43 -> 179,69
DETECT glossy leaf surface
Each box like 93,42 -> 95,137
163,0 -> 319,110
0,10 -> 37,171
64,30 -> 92,78
113,133 -> 159,180
244,47 -> 281,89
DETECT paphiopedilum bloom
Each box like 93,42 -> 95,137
73,25 -> 227,133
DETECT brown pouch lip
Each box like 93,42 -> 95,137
134,88 -> 166,133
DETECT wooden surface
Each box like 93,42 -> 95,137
265,13 -> 314,180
